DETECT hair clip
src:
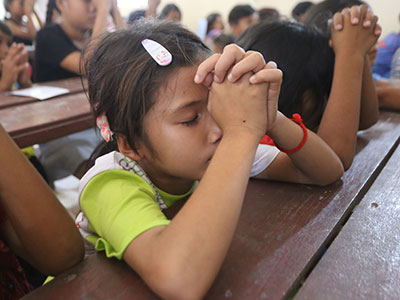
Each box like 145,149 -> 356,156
141,39 -> 173,66
96,115 -> 113,142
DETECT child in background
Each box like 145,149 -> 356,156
45,0 -> 61,25
3,0 -> 43,45
34,0 -> 125,182
35,0 -> 125,82
158,3 -> 181,22
228,4 -> 258,38
0,20 -> 31,91
76,19 -> 343,299
239,5 -> 380,170
292,1 -> 314,23
0,124 -> 84,297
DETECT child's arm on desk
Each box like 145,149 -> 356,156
0,124 -> 84,275
318,5 -> 380,170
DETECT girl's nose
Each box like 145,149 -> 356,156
208,117 -> 222,144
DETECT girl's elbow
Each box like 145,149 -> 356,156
359,115 -> 378,130
149,264 -> 210,300
317,166 -> 344,186
45,236 -> 85,275
341,156 -> 354,171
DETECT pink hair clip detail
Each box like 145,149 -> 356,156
141,39 -> 173,66
96,115 -> 113,142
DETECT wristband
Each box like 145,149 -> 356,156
260,113 -> 308,154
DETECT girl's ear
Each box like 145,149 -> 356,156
55,0 -> 65,12
117,135 -> 143,161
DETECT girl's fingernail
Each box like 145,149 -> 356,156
351,17 -> 359,24
194,74 -> 200,83
214,75 -> 221,83
249,76 -> 256,84
227,74 -> 234,82
364,20 -> 371,27
375,29 -> 381,35
335,24 -> 342,30
268,61 -> 277,68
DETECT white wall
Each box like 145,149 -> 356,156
1,0 -> 399,39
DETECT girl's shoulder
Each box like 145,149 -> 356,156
79,151 -> 145,195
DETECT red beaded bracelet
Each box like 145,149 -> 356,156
260,113 -> 308,154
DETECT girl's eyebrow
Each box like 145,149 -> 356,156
172,99 -> 204,112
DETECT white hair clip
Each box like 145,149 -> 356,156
141,39 -> 173,66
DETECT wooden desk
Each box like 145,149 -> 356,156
0,92 -> 93,148
23,111 -> 400,300
0,77 -> 86,109
294,142 -> 400,300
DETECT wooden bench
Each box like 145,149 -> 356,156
0,92 -> 93,148
23,111 -> 400,300
294,140 -> 400,300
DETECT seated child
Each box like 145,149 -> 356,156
76,19 -> 343,299
3,0 -> 43,45
0,124 -> 84,297
35,0 -> 125,82
0,20 -> 31,91
238,4 -> 380,169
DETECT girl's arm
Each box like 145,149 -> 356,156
254,112 -> 343,185
376,79 -> 400,110
195,46 -> 343,185
0,125 -> 84,275
359,56 -> 379,130
146,0 -> 160,17
110,0 -> 126,29
122,62 -> 279,300
318,5 -> 380,170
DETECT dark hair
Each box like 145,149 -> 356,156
206,13 -> 221,34
159,3 -> 181,20
84,19 -> 210,158
127,9 -> 146,24
0,20 -> 12,36
258,8 -> 280,23
45,0 -> 61,25
213,34 -> 235,48
3,0 -> 11,11
303,0 -> 365,33
292,2 -> 314,21
228,5 -> 255,25
238,21 -> 334,129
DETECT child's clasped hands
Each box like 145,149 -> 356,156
195,44 -> 283,141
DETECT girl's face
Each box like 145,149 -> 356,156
58,0 -> 97,31
212,16 -> 224,31
7,0 -> 24,19
135,65 -> 222,194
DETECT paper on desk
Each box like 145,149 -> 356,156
9,86 -> 70,100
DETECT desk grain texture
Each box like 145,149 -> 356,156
295,142 -> 400,300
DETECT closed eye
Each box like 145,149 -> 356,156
181,115 -> 199,126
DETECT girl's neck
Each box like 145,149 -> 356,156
60,21 -> 88,43
139,161 -> 195,195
